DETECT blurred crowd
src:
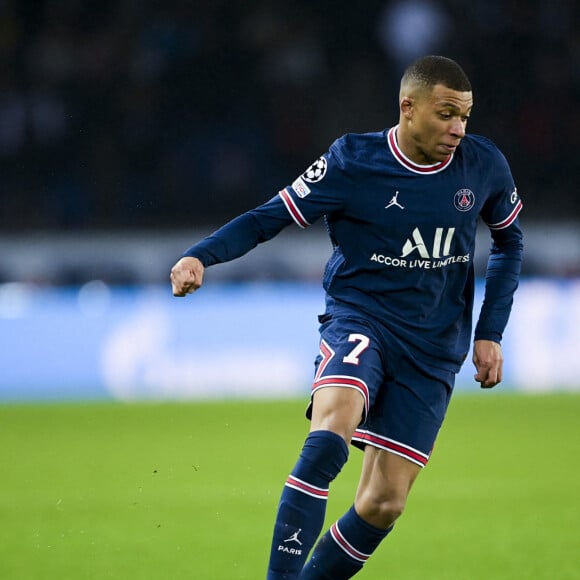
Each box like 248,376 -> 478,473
0,0 -> 578,232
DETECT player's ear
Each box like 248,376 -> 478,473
400,96 -> 414,119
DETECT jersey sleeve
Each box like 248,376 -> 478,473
475,145 -> 524,342
480,147 -> 523,230
277,136 -> 353,228
474,217 -> 524,342
181,194 -> 293,267
181,136 -> 354,267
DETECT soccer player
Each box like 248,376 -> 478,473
170,55 -> 523,579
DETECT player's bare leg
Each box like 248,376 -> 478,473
355,446 -> 421,528
309,386 -> 365,441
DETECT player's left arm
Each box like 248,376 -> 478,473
473,217 -> 523,387
473,143 -> 524,388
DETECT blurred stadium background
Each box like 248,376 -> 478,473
0,0 -> 579,399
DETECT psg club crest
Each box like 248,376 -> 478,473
454,188 -> 475,212
302,156 -> 327,183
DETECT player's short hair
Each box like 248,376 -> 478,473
401,55 -> 472,94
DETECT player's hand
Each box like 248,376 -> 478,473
472,339 -> 503,389
170,257 -> 204,297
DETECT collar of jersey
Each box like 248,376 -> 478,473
387,126 -> 454,174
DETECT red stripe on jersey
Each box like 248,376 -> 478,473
487,200 -> 523,230
312,375 -> 370,416
352,430 -> 429,467
388,126 -> 453,174
278,188 -> 310,228
314,339 -> 335,382
330,522 -> 370,563
285,475 -> 329,499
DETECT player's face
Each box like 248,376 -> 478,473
401,84 -> 473,164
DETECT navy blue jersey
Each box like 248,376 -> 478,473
183,126 -> 523,371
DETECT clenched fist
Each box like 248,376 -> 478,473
170,257 -> 205,297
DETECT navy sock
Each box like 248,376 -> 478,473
267,430 -> 349,580
300,505 -> 393,579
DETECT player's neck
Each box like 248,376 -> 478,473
394,126 -> 449,166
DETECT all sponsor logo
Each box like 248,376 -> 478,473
402,227 -> 455,259
370,226 -> 470,269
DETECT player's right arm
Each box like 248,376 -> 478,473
169,197 -> 293,297
171,138 -> 351,297
182,199 -> 294,266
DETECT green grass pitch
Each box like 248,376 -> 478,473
1,393 -> 579,579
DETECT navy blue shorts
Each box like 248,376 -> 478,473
307,313 -> 455,468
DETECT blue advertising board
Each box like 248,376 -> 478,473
1,280 -> 578,401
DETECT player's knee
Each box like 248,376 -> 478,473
374,496 -> 406,525
356,492 -> 407,529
